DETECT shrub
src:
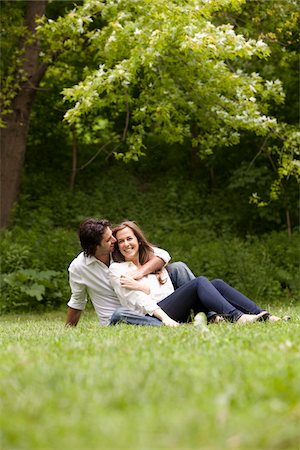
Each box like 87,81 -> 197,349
0,227 -> 78,312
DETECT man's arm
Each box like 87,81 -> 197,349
130,256 -> 165,280
131,246 -> 171,280
66,263 -> 87,326
65,306 -> 82,326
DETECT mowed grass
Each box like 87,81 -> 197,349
1,305 -> 300,450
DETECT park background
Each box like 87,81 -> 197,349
0,1 -> 299,449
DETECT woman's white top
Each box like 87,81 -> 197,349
109,261 -> 174,316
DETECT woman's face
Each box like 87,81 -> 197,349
116,226 -> 139,262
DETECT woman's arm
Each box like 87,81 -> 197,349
119,274 -> 150,294
153,308 -> 179,327
109,263 -> 159,316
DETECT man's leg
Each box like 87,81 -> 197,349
109,307 -> 162,326
167,262 -> 217,320
166,262 -> 195,288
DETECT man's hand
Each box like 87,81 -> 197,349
129,267 -> 148,280
65,307 -> 82,326
120,275 -> 150,294
130,256 -> 165,280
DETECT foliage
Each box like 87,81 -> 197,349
49,0 -> 284,157
1,311 -> 300,449
34,0 -> 299,207
0,1 -> 27,125
221,0 -> 300,207
1,269 -> 62,308
0,227 -> 78,312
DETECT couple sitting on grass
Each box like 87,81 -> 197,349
66,218 -> 285,327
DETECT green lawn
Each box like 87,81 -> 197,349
1,305 -> 300,450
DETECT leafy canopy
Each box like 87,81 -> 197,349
39,0 -> 286,163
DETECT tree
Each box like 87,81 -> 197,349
0,1 -> 48,228
0,0 -> 84,228
43,0 -> 298,203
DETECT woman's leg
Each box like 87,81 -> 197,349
167,262 -> 217,320
158,276 -> 243,322
211,279 -> 265,315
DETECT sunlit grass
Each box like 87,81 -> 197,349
1,305 -> 300,450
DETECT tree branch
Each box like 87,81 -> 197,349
122,91 -> 130,141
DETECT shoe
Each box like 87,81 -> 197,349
267,314 -> 291,322
256,311 -> 270,321
236,314 -> 259,324
267,315 -> 282,322
236,311 -> 269,324
193,313 -> 209,333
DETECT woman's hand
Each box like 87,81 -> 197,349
120,274 -> 150,294
153,307 -> 179,327
162,316 -> 180,327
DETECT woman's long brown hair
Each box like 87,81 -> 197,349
112,220 -> 167,284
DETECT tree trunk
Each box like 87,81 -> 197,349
69,127 -> 78,192
0,0 -> 48,229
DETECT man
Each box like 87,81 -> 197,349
66,218 -> 195,326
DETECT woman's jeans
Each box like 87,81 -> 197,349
158,276 -> 264,322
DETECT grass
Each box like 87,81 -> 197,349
1,304 -> 300,450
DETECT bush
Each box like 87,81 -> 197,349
0,226 -> 78,312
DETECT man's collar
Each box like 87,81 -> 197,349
85,254 -> 113,266
85,255 -> 98,265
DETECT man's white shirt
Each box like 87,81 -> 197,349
67,247 -> 171,325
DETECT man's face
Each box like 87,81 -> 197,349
97,227 -> 116,255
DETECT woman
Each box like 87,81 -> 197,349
109,221 -> 281,326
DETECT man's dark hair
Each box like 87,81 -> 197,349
78,218 -> 110,257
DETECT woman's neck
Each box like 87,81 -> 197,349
125,257 -> 140,267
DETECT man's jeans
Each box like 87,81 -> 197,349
109,262 -> 194,326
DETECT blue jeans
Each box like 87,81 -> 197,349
158,276 -> 265,322
109,262 -> 193,326
167,263 -> 217,320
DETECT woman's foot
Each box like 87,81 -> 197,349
236,311 -> 269,324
